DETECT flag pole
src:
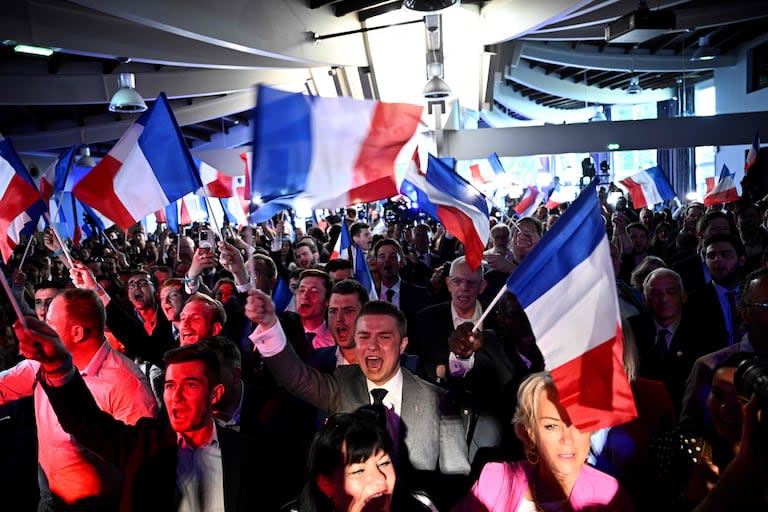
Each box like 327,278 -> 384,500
473,284 -> 507,333
43,213 -> 74,269
0,268 -> 27,329
18,234 -> 35,270
200,190 -> 224,243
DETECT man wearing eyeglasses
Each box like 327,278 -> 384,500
71,264 -> 177,368
412,256 -> 519,460
680,266 -> 768,432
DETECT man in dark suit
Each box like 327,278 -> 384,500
685,233 -> 746,349
401,224 -> 444,286
372,238 -> 433,340
308,279 -> 421,375
245,291 -> 471,508
15,325 -> 266,512
628,268 -> 720,412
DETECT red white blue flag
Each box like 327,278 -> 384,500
425,154 -> 490,271
703,164 -> 739,206
514,186 -> 543,218
73,93 -> 203,230
745,129 -> 760,172
506,179 -> 637,431
330,218 -> 353,261
0,137 -> 47,262
617,166 -> 676,209
249,85 -> 422,223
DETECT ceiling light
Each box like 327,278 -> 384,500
77,146 -> 97,168
690,36 -> 719,61
13,44 -> 54,57
589,107 -> 607,122
422,76 -> 451,98
403,0 -> 459,12
626,76 -> 643,95
108,73 -> 148,113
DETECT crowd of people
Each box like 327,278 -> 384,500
1,193 -> 767,512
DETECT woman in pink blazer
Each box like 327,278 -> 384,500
454,372 -> 632,512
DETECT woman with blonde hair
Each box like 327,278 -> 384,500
453,372 -> 632,511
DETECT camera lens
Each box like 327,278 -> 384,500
735,355 -> 768,404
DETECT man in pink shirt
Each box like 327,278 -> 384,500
0,288 -> 157,511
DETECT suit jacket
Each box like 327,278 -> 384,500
264,339 -> 471,477
410,301 -> 454,363
628,312 -> 719,411
43,371 -> 263,512
105,301 -> 176,367
379,279 -> 434,340
684,282 -> 731,351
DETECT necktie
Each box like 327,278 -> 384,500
305,332 -> 316,350
727,290 -> 741,344
371,388 -> 388,406
385,288 -> 395,303
655,328 -> 669,359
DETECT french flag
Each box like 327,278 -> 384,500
487,152 -> 505,175
195,157 -> 234,198
745,129 -> 760,172
0,137 -> 47,263
353,243 -> 378,300
40,147 -> 113,242
73,93 -> 203,231
425,154 -> 490,271
330,218 -> 353,261
469,163 -> 490,185
162,193 -> 208,234
506,179 -> 637,431
249,85 -> 422,223
399,148 -> 440,221
703,164 -> 740,206
514,186 -> 543,218
617,166 -> 676,209
545,187 -> 572,210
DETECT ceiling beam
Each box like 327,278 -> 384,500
11,89 -> 258,152
443,110 -> 768,159
2,0 -> 318,70
519,41 -> 737,72
0,68 -> 311,106
504,62 -> 674,104
67,0 -> 370,67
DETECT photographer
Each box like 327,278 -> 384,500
693,356 -> 768,511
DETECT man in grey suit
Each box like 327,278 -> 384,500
244,289 -> 471,508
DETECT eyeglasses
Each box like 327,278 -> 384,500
742,302 -> 768,309
128,280 -> 152,289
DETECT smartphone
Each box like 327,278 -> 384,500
198,230 -> 215,251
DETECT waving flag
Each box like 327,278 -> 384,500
195,157 -> 234,198
487,152 -> 505,176
73,93 -> 203,230
0,137 -> 47,262
330,218 -> 353,261
353,243 -> 378,300
617,166 -> 676,209
399,148 -> 440,221
506,179 -> 637,431
514,186 -> 543,218
249,85 -> 422,223
425,154 -> 490,271
703,164 -> 739,206
469,163 -> 490,185
40,146 -> 114,243
745,130 -> 760,172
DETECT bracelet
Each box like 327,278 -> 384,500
53,248 -> 64,257
183,273 -> 199,284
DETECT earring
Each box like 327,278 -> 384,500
526,446 -> 539,465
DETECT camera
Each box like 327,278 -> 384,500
735,355 -> 768,405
